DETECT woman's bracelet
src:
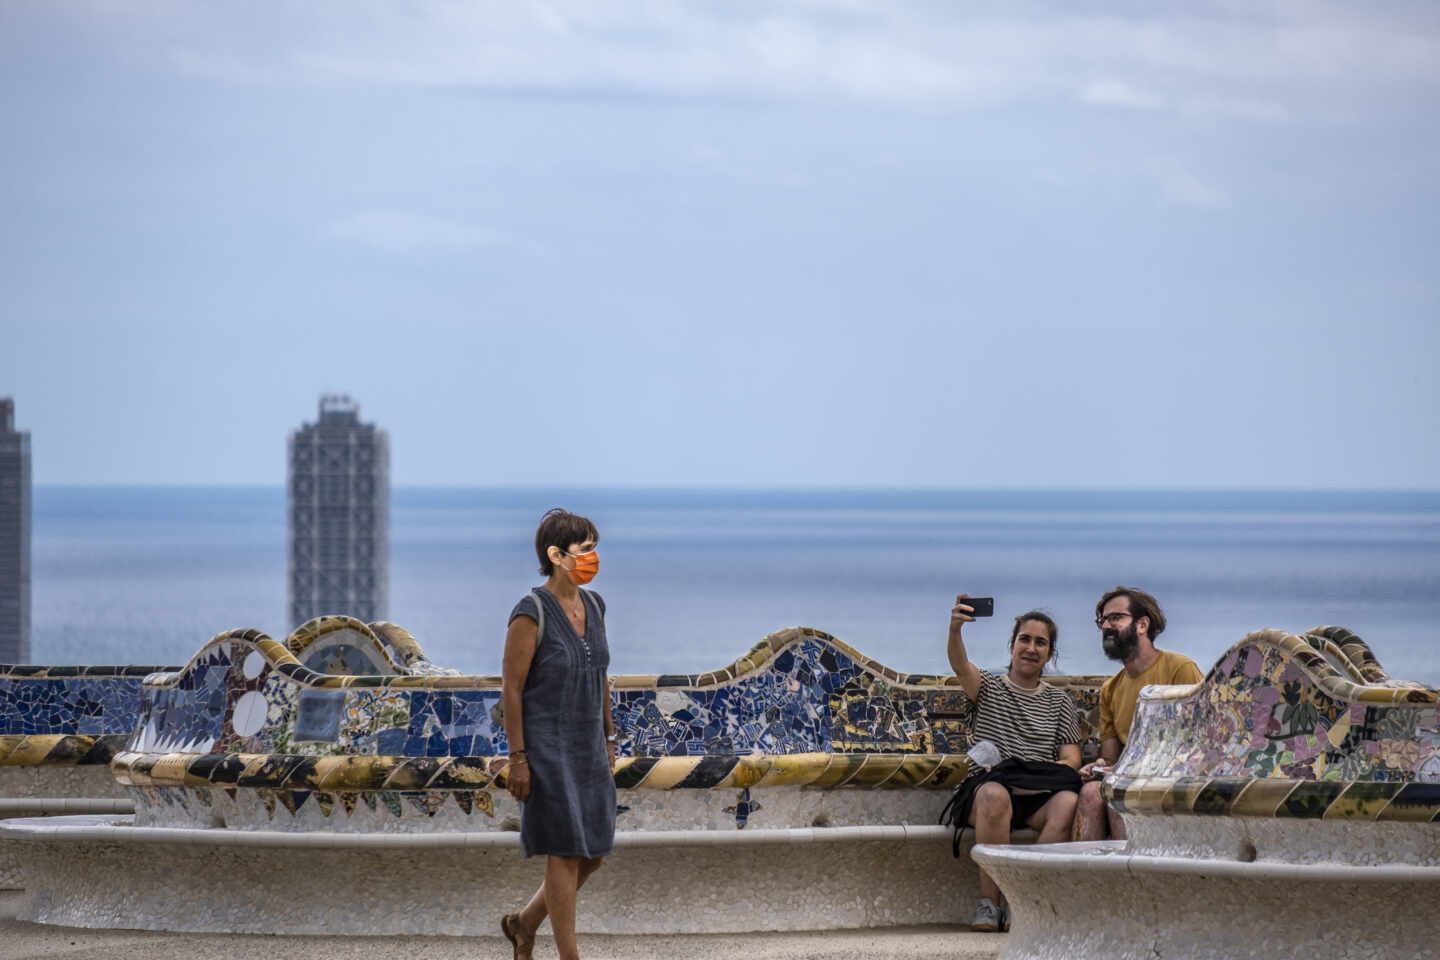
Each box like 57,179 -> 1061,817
605,733 -> 617,743
508,757 -> 528,766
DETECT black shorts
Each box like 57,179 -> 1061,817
1008,789 -> 1059,829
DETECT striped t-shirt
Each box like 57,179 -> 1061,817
971,670 -> 1083,763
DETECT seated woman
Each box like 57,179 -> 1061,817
946,594 -> 1082,932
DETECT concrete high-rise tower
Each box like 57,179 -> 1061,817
0,398 -> 31,664
287,395 -> 389,627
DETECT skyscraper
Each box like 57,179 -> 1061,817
0,398 -> 31,664
287,395 -> 389,627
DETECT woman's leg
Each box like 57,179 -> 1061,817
543,855 -> 589,960
968,781 -> 1014,903
515,855 -> 606,939
514,882 -> 546,946
1026,789 -> 1079,844
577,855 -> 605,887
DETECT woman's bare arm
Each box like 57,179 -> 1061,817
1057,743 -> 1082,770
501,615 -> 539,801
946,593 -> 982,701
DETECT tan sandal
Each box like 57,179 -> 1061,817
501,913 -> 534,960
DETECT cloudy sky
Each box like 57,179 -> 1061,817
2,1 -> 1437,488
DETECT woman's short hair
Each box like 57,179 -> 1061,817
1095,586 -> 1167,641
535,508 -> 599,576
1009,610 -> 1059,669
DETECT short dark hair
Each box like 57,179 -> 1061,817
1096,586 -> 1166,641
535,508 -> 599,576
1009,610 -> 1059,669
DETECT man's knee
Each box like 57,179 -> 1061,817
974,782 -> 1013,820
1078,779 -> 1105,810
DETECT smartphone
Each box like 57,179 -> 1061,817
962,597 -> 994,618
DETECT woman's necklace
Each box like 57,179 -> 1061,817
556,593 -> 585,632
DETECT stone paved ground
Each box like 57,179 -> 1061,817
0,893 -> 1003,960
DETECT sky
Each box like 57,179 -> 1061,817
1,1 -> 1437,489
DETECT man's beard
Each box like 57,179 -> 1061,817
1103,623 -> 1139,662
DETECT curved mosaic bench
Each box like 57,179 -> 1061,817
1,619 -> 447,806
974,626 -> 1440,960
0,664 -> 175,889
3,624 -> 1106,934
113,624 -> 1104,833
0,619 -> 450,889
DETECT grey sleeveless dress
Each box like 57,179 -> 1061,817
507,587 -> 616,859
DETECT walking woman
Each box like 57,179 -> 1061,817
500,508 -> 617,960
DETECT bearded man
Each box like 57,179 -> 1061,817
1075,586 -> 1203,841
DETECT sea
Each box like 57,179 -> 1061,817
28,487 -> 1440,687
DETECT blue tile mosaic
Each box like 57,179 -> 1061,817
0,676 -> 149,737
7,627 -> 1098,769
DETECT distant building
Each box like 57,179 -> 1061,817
287,395 -> 389,627
0,398 -> 31,664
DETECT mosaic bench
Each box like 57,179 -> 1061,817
2,622 -> 1105,934
0,663 -> 168,890
0,615 -> 443,889
973,626 -> 1440,960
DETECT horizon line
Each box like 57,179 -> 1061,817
30,483 -> 1440,496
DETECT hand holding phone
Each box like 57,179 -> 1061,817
950,595 -> 995,634
960,596 -> 994,618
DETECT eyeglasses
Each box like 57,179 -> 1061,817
1096,612 -> 1134,628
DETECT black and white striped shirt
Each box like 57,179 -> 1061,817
972,670 -> 1083,763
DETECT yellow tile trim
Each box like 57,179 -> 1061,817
629,756 -> 702,789
1229,778 -> 1298,817
109,749 -> 981,791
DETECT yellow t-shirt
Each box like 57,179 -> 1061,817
1099,649 -> 1204,745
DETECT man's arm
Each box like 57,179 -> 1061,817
1080,681 -> 1122,777
946,593 -> 982,701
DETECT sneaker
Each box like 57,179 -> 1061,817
971,898 -> 1001,932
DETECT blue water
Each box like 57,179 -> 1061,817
28,487 -> 1440,685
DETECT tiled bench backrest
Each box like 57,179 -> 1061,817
0,665 -> 175,768
1110,625 -> 1440,827
109,624 -> 1105,831
0,617 -> 450,771
120,624 -> 1104,766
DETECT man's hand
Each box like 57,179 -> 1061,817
1080,761 -> 1112,781
607,741 -> 617,772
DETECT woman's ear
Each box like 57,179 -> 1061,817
546,544 -> 564,565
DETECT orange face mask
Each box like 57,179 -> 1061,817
567,550 -> 599,585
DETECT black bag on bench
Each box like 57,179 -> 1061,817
937,757 -> 1082,858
